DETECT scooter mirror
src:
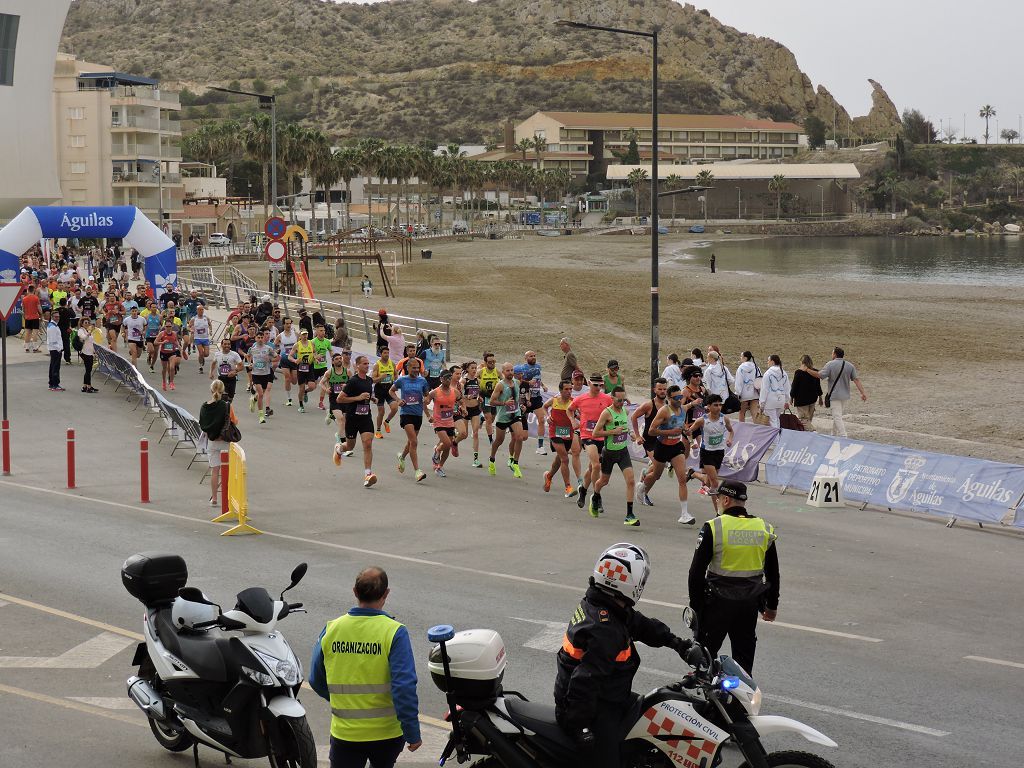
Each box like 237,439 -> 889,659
682,606 -> 698,633
285,563 -> 308,593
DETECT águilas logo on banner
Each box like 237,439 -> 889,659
886,454 -> 926,505
59,211 -> 115,232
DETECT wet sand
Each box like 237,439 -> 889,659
256,233 -> 1024,462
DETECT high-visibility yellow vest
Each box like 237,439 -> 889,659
708,514 -> 776,578
321,613 -> 402,742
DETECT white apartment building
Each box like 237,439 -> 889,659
52,53 -> 184,227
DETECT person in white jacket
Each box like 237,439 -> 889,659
735,351 -> 761,422
757,355 -> 790,428
703,350 -> 734,400
661,353 -> 685,389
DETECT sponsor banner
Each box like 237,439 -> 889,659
33,206 -> 131,239
764,431 -> 1024,524
686,422 -> 779,482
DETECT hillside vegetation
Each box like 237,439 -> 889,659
61,0 -> 896,143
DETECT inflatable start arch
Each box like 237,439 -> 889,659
0,206 -> 177,288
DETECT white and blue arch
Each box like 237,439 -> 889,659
0,206 -> 176,288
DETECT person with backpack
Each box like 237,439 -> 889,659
199,380 -> 239,507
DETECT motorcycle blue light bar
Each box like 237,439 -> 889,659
721,676 -> 740,690
428,625 -> 455,643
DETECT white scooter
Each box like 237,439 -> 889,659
427,607 -> 838,768
121,553 -> 315,767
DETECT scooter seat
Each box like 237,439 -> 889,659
154,608 -> 228,682
504,699 -> 577,753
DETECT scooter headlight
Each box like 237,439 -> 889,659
241,666 -> 276,686
274,660 -> 299,686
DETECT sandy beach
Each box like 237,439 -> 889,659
246,233 -> 1024,463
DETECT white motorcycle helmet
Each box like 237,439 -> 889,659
171,590 -> 219,630
592,543 -> 651,605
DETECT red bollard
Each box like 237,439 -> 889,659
140,438 -> 150,503
2,420 -> 10,476
220,450 -> 229,515
66,428 -> 76,489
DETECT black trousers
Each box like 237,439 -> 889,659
328,735 -> 404,768
697,596 -> 761,675
82,354 -> 93,387
48,351 -> 62,388
61,330 -> 72,362
219,375 -> 237,402
558,697 -> 640,768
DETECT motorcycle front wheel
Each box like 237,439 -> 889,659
267,715 -> 317,768
739,750 -> 836,768
148,717 -> 195,752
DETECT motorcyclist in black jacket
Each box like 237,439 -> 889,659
554,543 -> 693,768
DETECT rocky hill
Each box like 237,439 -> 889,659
61,0 -> 899,143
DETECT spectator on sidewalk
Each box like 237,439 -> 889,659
199,379 -> 238,507
46,312 -> 64,391
56,298 -> 76,365
789,355 -> 822,431
76,318 -> 99,393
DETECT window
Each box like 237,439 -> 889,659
68,107 -> 85,120
70,162 -> 87,174
704,131 -> 720,141
0,14 -> 17,86
70,135 -> 86,148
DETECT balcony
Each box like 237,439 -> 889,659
112,144 -> 183,161
113,171 -> 182,185
111,115 -> 161,131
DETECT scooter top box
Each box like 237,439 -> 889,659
122,552 -> 188,606
429,629 -> 506,706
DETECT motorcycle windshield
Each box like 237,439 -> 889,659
235,587 -> 275,624
719,656 -> 756,689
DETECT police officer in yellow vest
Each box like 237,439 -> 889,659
687,480 -> 779,674
309,567 -> 422,768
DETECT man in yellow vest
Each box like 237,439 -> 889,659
687,480 -> 779,674
309,567 -> 422,768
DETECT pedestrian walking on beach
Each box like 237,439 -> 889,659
789,355 -> 823,431
46,312 -> 64,391
800,347 -> 867,438
757,355 -> 789,428
710,253 -> 716,273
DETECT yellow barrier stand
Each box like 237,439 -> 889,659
221,443 -> 262,536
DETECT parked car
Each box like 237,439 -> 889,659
209,233 -> 232,246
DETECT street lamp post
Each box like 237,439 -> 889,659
735,186 -> 742,219
556,19 -> 660,386
817,184 -> 825,219
210,86 -> 276,221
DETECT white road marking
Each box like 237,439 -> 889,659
511,617 -> 566,651
0,632 -> 133,669
0,599 -> 8,608
638,665 -> 950,737
0,479 -> 884,645
68,696 -> 140,710
964,655 -> 1024,670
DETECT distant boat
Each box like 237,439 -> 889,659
1004,223 -> 1021,233
689,225 -> 705,234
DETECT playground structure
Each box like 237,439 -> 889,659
315,228 -> 416,298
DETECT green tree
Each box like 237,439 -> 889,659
357,138 -> 384,229
307,131 -> 338,233
622,128 -> 641,164
901,109 -> 937,144
768,174 -> 787,220
626,167 -> 649,218
241,113 -> 274,220
663,173 -> 684,223
695,169 -> 714,223
332,147 -> 360,231
1001,128 -> 1019,144
979,105 -> 996,144
1007,167 -> 1024,198
876,171 -> 900,213
440,143 -> 466,226
804,116 -> 827,149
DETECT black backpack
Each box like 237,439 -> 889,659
71,332 -> 84,352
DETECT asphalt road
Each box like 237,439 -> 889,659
1,345 -> 1022,768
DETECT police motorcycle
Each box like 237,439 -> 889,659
121,553 -> 316,767
425,607 -> 837,768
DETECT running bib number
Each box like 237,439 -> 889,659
586,419 -> 597,431
162,342 -> 173,351
403,392 -> 422,406
298,363 -> 310,372
465,384 -> 479,399
530,385 -> 541,398
439,407 -> 453,421
383,374 -> 393,384
428,366 -> 441,377
332,384 -> 343,393
219,364 -> 231,375
254,360 -> 267,371
129,328 -> 141,340
355,402 -> 370,415
554,426 -> 571,438
613,432 -> 628,445
707,432 -> 724,447
110,315 -> 121,324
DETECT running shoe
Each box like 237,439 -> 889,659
259,414 -> 266,424
50,386 -> 66,392
594,495 -> 604,514
375,431 -> 383,439
317,402 -> 326,411
149,365 -> 155,373
265,407 -> 274,417
325,411 -> 333,425
342,450 -> 354,458
364,473 -> 377,488
668,467 -> 675,477
685,467 -> 696,482
636,482 -> 654,506
564,485 -> 575,497
488,460 -> 496,476
536,445 -> 548,455
507,457 -> 514,469
250,394 -> 257,412
472,458 -> 482,468
512,463 -> 522,479
432,450 -> 440,466
298,403 -> 305,413
588,497 -> 600,518
698,485 -> 709,496
543,471 -> 552,492
198,365 -> 204,374
577,490 -> 587,509
384,421 -> 391,434
396,453 -> 406,473
161,383 -> 166,391
286,398 -> 293,407
624,513 -> 640,527
678,512 -> 696,526
451,442 -> 459,458
435,467 -> 446,478
169,382 -> 175,391
333,445 -> 342,466
415,470 -> 427,482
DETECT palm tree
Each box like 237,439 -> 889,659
440,143 -> 466,227
356,138 -> 384,229
392,144 -> 417,232
531,135 -> 546,171
768,174 -> 788,220
241,113 -> 273,220
979,105 -> 996,145
626,168 -> 649,218
695,169 -> 715,223
375,144 -> 402,228
332,147 -> 360,231
1007,167 -> 1024,198
307,132 -> 338,233
663,173 -> 683,224
411,147 -> 436,227
514,138 -> 533,165
876,171 -> 899,213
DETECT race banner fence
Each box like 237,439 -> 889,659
764,430 -> 1024,526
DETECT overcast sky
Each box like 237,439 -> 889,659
696,0 -> 1022,141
